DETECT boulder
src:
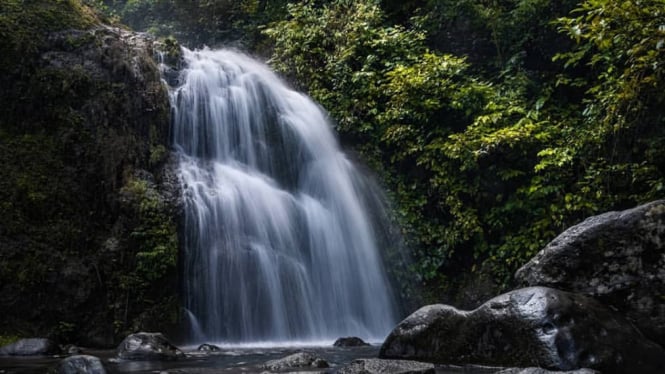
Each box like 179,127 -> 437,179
379,287 -> 665,373
515,200 -> 665,347
336,358 -> 434,374
64,345 -> 83,355
495,369 -> 598,374
197,343 -> 221,352
0,338 -> 60,356
262,352 -> 329,371
333,337 -> 370,347
116,332 -> 184,361
53,355 -> 106,374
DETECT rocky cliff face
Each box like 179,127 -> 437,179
0,0 -> 178,346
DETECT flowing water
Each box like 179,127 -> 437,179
170,48 -> 403,344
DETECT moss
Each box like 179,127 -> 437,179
0,0 -> 97,72
149,144 -> 168,166
111,175 -> 179,338
0,335 -> 21,347
120,177 -> 178,283
0,0 -> 176,345
162,36 -> 181,59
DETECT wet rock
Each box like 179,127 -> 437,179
262,352 -> 329,371
63,345 -> 83,355
0,338 -> 60,356
515,200 -> 665,346
53,355 -> 106,374
166,370 -> 251,374
197,343 -> 221,352
495,368 -> 599,374
333,337 -> 370,347
116,332 -> 184,361
336,358 -> 435,374
380,287 -> 665,374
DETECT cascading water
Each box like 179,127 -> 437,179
171,48 -> 402,344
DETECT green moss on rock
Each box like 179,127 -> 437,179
0,0 -> 178,346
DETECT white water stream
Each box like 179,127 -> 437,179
171,48 -> 400,344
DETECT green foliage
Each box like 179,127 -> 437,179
556,0 -> 665,147
266,0 -> 665,299
98,175 -> 179,337
265,0 -> 428,144
412,0 -> 578,72
266,0 -> 502,291
0,335 -> 21,347
3,0 -> 664,324
102,174 -> 179,337
548,0 -> 665,207
0,0 -> 95,61
102,0 -> 290,48
121,178 -> 178,283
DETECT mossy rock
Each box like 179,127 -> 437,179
0,0 -> 179,346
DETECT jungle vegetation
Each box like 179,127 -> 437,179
95,0 -> 665,302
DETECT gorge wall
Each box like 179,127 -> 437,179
0,0 -> 177,346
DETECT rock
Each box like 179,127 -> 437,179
64,345 -> 83,354
333,337 -> 370,347
336,358 -> 435,374
379,287 -> 665,374
495,369 -> 599,374
0,338 -> 60,356
165,370 -> 243,374
53,355 -> 106,374
515,200 -> 665,347
0,0 -> 178,346
262,352 -> 329,371
197,343 -> 221,352
116,332 -> 184,361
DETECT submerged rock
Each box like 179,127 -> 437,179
336,358 -> 434,374
53,355 -> 106,374
495,369 -> 599,374
333,337 -> 370,347
515,200 -> 665,347
116,332 -> 184,361
63,345 -> 83,355
0,338 -> 60,356
380,287 -> 665,373
197,343 -> 221,352
262,352 -> 329,371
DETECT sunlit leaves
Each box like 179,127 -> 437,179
265,0 -> 665,295
556,0 -> 665,130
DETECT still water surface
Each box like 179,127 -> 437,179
0,345 -> 501,373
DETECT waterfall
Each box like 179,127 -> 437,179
171,48 -> 402,344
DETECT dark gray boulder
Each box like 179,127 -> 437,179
116,332 -> 184,361
53,355 -> 106,374
64,345 -> 83,355
515,200 -> 665,347
495,368 -> 599,374
197,343 -> 221,352
262,352 -> 329,371
333,337 -> 370,347
336,358 -> 434,374
379,287 -> 665,373
0,338 -> 60,356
